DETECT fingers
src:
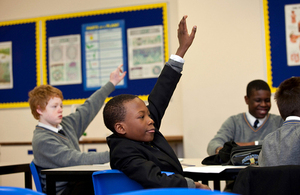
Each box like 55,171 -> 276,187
120,71 -> 127,79
116,64 -> 124,73
195,182 -> 211,190
116,65 -> 126,79
117,64 -> 123,68
175,15 -> 196,58
200,183 -> 211,190
179,15 -> 187,26
178,15 -> 188,34
110,64 -> 127,86
178,15 -> 195,39
190,25 -> 197,38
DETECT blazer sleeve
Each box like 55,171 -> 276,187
147,65 -> 181,130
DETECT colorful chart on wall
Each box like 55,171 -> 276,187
263,0 -> 300,93
43,3 -> 168,105
0,19 -> 40,109
82,20 -> 127,91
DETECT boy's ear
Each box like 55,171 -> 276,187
36,105 -> 43,115
114,123 -> 126,135
244,95 -> 249,105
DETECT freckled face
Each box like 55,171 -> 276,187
122,98 -> 155,142
38,97 -> 63,128
245,89 -> 271,119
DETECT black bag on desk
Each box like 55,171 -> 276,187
230,145 -> 261,165
202,141 -> 262,166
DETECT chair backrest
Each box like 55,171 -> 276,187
233,165 -> 300,195
0,186 -> 45,195
29,161 -> 43,192
112,188 -> 234,195
92,169 -> 143,195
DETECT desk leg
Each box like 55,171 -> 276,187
46,175 -> 56,195
202,179 -> 208,185
213,180 -> 220,191
24,171 -> 32,189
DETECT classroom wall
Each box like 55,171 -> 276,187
0,0 -> 280,158
180,0 -> 280,158
0,0 -> 182,143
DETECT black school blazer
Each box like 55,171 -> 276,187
107,65 -> 187,189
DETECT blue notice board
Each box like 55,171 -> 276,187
263,0 -> 300,92
0,20 -> 39,108
44,3 -> 168,104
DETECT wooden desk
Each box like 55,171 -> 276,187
77,135 -> 183,144
42,159 -> 245,194
0,162 -> 32,189
42,164 -> 111,195
0,136 -> 183,146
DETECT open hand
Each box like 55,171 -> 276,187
176,15 -> 197,58
109,64 -> 127,86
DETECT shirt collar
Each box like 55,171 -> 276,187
285,116 -> 300,121
38,122 -> 62,133
245,112 -> 267,127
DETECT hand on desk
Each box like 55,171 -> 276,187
195,182 -> 211,190
236,141 -> 255,146
215,141 -> 256,154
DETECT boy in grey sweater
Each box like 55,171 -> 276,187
29,65 -> 126,194
207,80 -> 283,156
259,77 -> 300,166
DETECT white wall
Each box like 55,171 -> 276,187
179,0 -> 280,158
0,0 -> 280,158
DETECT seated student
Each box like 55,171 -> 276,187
259,77 -> 300,166
29,65 -> 126,195
207,79 -> 283,155
103,15 -> 209,190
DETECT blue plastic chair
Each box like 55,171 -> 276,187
92,169 -> 143,195
29,161 -> 43,192
92,169 -> 175,195
0,186 -> 45,195
114,188 -> 236,195
160,171 -> 174,176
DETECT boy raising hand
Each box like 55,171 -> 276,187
29,65 -> 126,194
104,16 -> 210,190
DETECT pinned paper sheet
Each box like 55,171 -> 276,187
183,166 -> 246,173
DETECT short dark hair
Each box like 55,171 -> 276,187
275,77 -> 300,120
103,94 -> 138,133
246,79 -> 270,97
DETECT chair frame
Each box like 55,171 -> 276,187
29,161 -> 43,192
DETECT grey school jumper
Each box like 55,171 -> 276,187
32,82 -> 113,193
207,113 -> 283,155
258,119 -> 300,166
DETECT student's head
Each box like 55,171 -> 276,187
244,79 -> 271,119
275,77 -> 300,120
28,85 -> 63,126
103,94 -> 155,142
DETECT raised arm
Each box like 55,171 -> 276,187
148,15 -> 197,128
176,15 -> 197,58
64,65 -> 126,138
